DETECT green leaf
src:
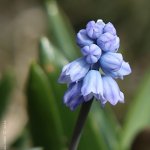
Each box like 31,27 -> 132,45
79,115 -> 108,150
90,102 -> 121,150
26,63 -> 64,150
11,148 -> 43,150
0,72 -> 14,119
17,148 -> 43,150
121,71 -> 150,150
25,148 -> 43,150
45,0 -> 80,60
39,37 -> 68,70
11,129 -> 31,149
38,37 -> 79,144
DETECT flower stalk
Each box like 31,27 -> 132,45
69,99 -> 93,150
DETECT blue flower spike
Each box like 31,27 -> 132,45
58,19 -> 131,110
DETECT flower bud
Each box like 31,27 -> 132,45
103,22 -> 116,35
76,29 -> 94,47
86,20 -> 105,39
100,52 -> 123,71
81,44 -> 102,64
97,32 -> 120,52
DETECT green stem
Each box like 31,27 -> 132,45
69,99 -> 93,150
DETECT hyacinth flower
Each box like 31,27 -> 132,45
59,20 -> 131,109
58,19 -> 131,150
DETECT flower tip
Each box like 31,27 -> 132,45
58,73 -> 71,84
57,77 -> 62,83
97,19 -> 103,22
119,92 -> 125,103
122,62 -> 132,76
58,75 -> 65,83
127,63 -> 132,74
70,107 -> 75,111
104,22 -> 117,35
86,20 -> 105,39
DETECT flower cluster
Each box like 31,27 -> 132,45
58,20 -> 131,111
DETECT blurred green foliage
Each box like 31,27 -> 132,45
0,72 -> 14,120
45,0 -> 80,61
121,70 -> 150,150
27,63 -> 64,150
1,0 -> 150,150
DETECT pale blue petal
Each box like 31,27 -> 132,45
58,73 -> 71,84
64,82 -> 85,111
102,76 -> 124,105
64,82 -> 82,104
103,61 -> 131,79
67,96 -> 84,111
117,62 -> 132,77
81,70 -> 103,101
58,57 -> 90,83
